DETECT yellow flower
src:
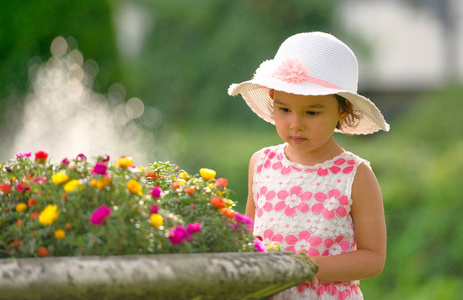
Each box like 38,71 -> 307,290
225,199 -> 234,208
139,166 -> 146,172
54,229 -> 66,239
52,171 -> 70,184
90,179 -> 98,187
127,180 -> 142,195
91,177 -> 112,190
16,203 -> 28,213
180,171 -> 189,180
200,168 -> 216,181
64,179 -> 81,193
39,204 -> 59,226
150,214 -> 164,227
116,156 -> 133,168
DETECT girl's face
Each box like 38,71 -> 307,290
273,91 -> 348,163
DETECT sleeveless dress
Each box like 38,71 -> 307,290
252,144 -> 366,300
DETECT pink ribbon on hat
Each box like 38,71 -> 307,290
273,58 -> 341,89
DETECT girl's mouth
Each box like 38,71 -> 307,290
291,136 -> 307,143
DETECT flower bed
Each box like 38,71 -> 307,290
0,151 -> 263,258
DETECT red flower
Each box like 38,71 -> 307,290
0,183 -> 12,194
31,211 -> 40,220
213,178 -> 228,189
34,151 -> 48,162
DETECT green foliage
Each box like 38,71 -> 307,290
0,152 -> 256,258
333,85 -> 463,299
122,0 -> 339,125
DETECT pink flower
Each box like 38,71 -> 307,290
284,231 -> 322,255
273,58 -> 312,83
89,205 -> 112,225
90,162 -> 108,175
235,213 -> 253,231
168,225 -> 192,244
149,204 -> 159,214
16,152 -> 31,158
150,186 -> 163,199
322,236 -> 351,256
15,182 -> 30,193
274,186 -> 312,217
311,189 -> 348,219
254,239 -> 267,253
61,158 -> 70,166
187,222 -> 202,234
76,154 -> 87,162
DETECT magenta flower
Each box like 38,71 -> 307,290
89,205 -> 112,225
15,182 -> 30,193
76,153 -> 87,162
254,239 -> 267,253
90,162 -> 108,175
16,152 -> 31,158
168,225 -> 193,244
149,204 -> 159,214
187,222 -> 202,234
61,158 -> 70,167
235,213 -> 254,230
150,186 -> 163,199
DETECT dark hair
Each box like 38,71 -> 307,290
334,94 -> 361,131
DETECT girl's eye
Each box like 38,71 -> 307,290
279,107 -> 290,112
307,111 -> 319,116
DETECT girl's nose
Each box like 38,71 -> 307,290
289,115 -> 304,131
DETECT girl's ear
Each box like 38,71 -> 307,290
269,89 -> 274,99
339,110 -> 349,121
339,101 -> 353,121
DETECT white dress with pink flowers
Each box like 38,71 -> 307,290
252,144 -> 365,300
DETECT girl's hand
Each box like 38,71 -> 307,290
297,249 -> 319,289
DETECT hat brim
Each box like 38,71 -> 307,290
228,79 -> 390,135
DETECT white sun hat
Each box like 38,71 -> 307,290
228,32 -> 390,135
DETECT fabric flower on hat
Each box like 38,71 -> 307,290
273,58 -> 311,83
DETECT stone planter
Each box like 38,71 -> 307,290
0,251 -> 317,300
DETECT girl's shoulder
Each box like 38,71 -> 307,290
253,144 -> 285,159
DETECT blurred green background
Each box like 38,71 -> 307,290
1,0 -> 462,298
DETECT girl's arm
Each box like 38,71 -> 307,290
244,152 -> 259,235
309,162 -> 387,282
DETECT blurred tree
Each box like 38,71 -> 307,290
120,0 -> 339,125
0,0 -> 119,121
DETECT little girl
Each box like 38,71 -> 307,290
228,32 -> 389,299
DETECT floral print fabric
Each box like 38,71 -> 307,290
253,144 -> 366,299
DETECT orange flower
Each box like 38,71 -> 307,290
65,223 -> 73,230
221,208 -> 236,219
28,198 -> 38,207
210,197 -> 226,209
184,187 -> 195,197
54,229 -> 66,239
38,247 -> 49,257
